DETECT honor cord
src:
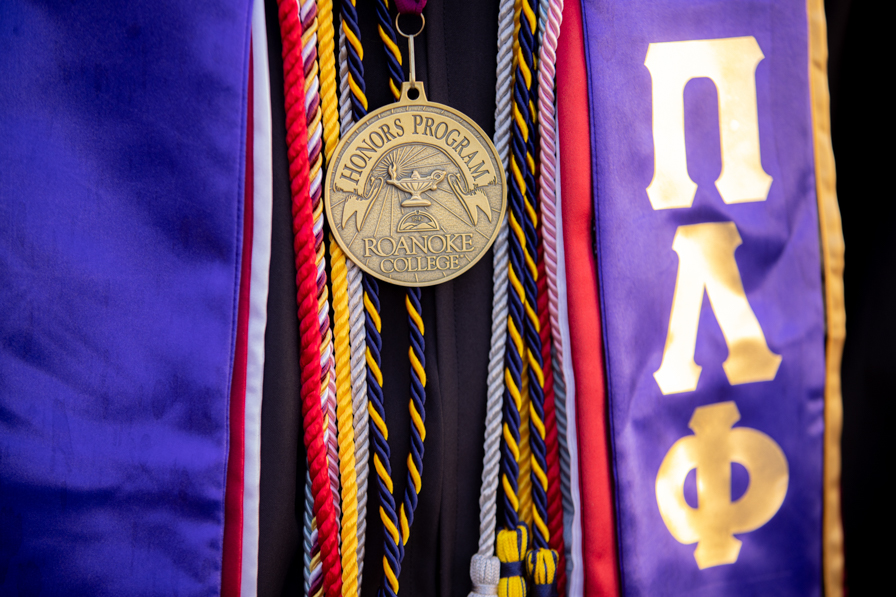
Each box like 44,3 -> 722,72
276,1 -> 343,595
331,235 -> 361,597
500,0 -> 562,592
308,0 -> 341,530
335,4 -> 403,596
375,0 -> 404,101
497,0 -> 533,592
467,0 -> 515,594
372,6 -> 429,595
520,0 -> 562,593
337,9 -> 371,592
315,0 -> 367,594
535,0 -> 567,591
299,1 -> 340,594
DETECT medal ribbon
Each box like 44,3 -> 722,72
393,0 -> 426,15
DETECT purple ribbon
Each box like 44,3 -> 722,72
395,0 -> 425,15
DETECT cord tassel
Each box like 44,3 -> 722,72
470,554 -> 501,597
526,548 -> 558,597
498,525 -> 530,597
468,0 -> 515,593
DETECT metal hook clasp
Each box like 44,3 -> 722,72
395,14 -> 425,86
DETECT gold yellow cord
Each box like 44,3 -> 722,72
330,236 -> 359,597
317,0 -> 340,163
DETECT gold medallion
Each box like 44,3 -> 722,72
325,82 -> 507,286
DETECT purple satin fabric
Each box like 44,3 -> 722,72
0,1 -> 250,594
581,0 -> 825,595
395,0 -> 427,15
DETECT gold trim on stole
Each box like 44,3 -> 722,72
807,1 -> 846,595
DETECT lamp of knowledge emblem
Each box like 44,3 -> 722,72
325,83 -> 507,287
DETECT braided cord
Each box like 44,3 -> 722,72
314,0 -> 366,593
400,286 -> 427,550
300,3 -> 328,594
276,2 -> 343,596
363,274 -> 403,597
501,0 -> 527,535
475,0 -> 515,559
336,19 -> 402,581
468,0 -> 515,596
341,2 -> 390,593
299,4 -> 342,595
303,1 -> 341,536
347,259 -> 370,589
318,0 -> 340,162
304,472 -> 318,595
330,236 -> 361,597
373,0 -> 403,101
514,0 -> 550,551
338,16 -> 354,132
341,0 -> 368,121
535,0 -> 567,591
337,9 -> 371,592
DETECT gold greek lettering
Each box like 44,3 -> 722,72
644,36 -> 773,210
653,222 -> 781,394
656,401 -> 788,568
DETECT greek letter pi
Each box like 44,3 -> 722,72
644,36 -> 773,210
645,36 -> 781,395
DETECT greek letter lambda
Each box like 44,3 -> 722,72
653,223 -> 781,395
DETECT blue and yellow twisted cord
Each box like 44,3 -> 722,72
341,0 -> 368,121
374,0 -> 404,101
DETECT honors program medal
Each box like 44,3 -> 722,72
325,22 -> 506,286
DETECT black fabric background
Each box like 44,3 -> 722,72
260,1 -> 885,595
825,0 -> 888,594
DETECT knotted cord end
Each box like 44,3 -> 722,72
526,548 -> 558,597
497,525 -> 529,597
469,554 -> 500,597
